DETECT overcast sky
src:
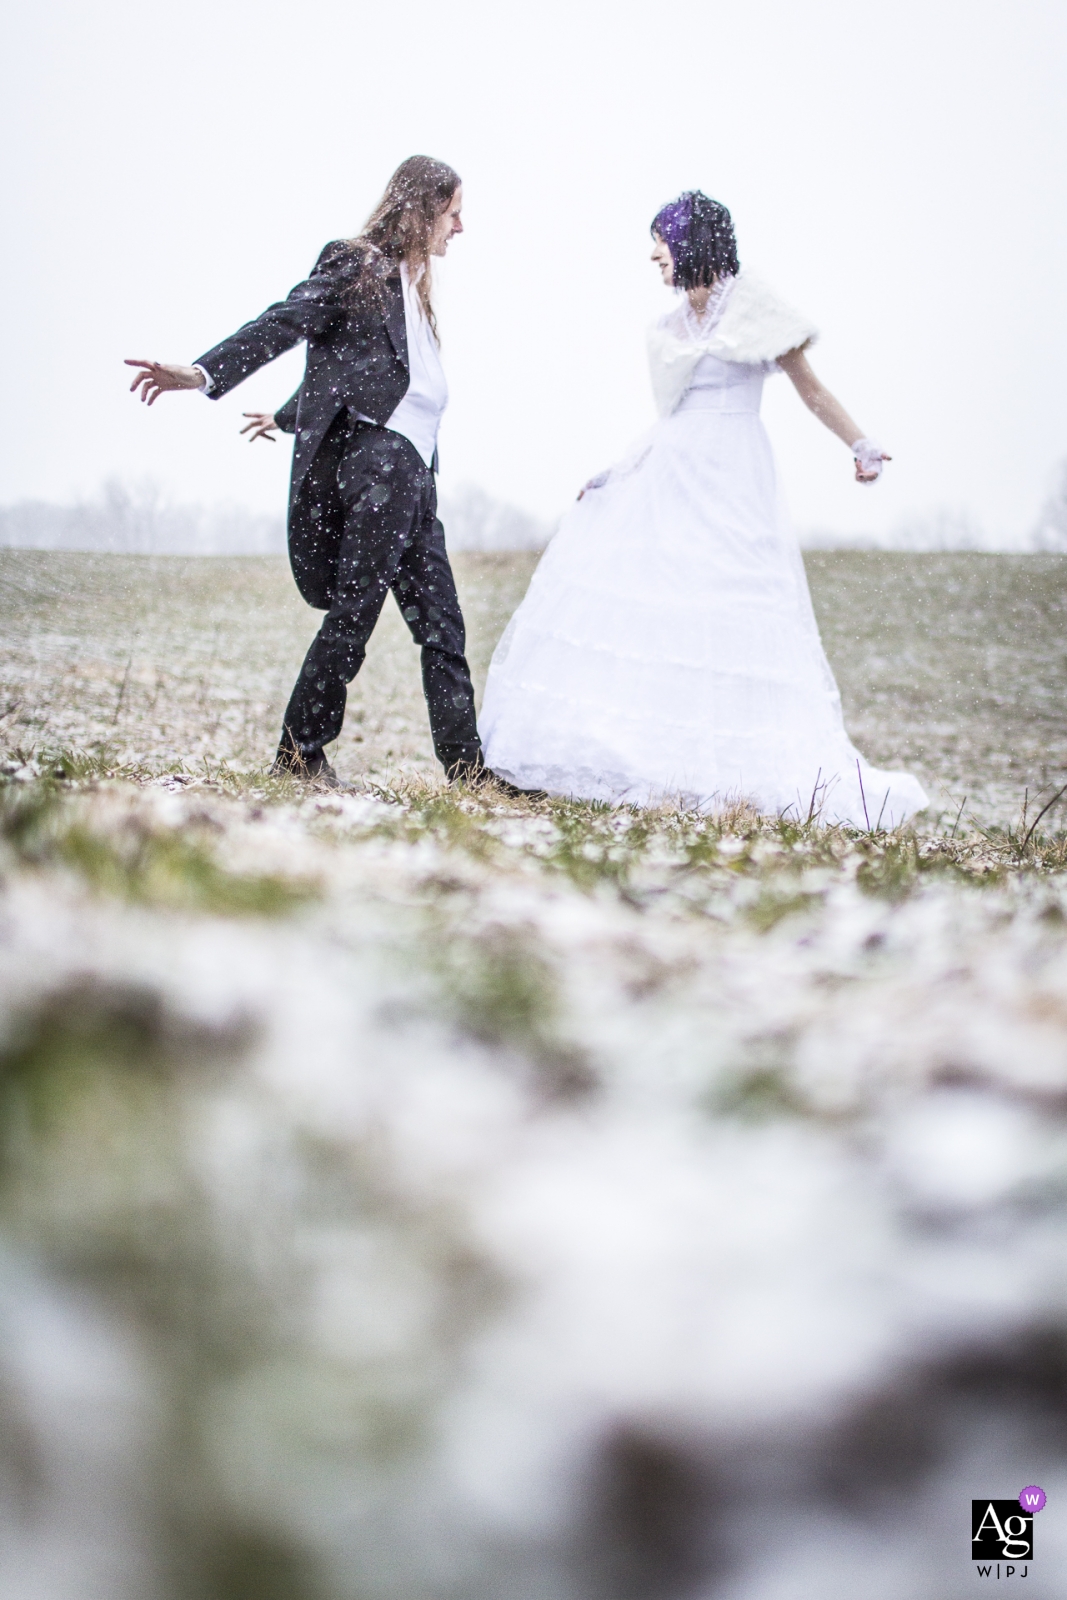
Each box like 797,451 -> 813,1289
2,0 -> 1064,539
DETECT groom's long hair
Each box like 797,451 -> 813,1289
345,155 -> 460,340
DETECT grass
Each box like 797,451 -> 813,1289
712,1061 -> 816,1122
0,549 -> 538,784
805,551 -> 1067,822
3,558 -> 1067,1600
0,975 -> 252,1148
0,771 -> 316,917
5,755 -> 1067,943
342,775 -> 1067,907
426,919 -> 594,1098
4,548 -> 1067,934
4,548 -> 1067,822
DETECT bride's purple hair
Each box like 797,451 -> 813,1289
651,191 -> 739,288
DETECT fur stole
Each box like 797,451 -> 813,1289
647,268 -> 818,417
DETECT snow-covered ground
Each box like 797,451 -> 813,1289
1,767 -> 1066,1599
4,548 -> 1066,825
3,549 -> 1067,1596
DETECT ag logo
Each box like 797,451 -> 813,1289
972,1500 -> 1034,1561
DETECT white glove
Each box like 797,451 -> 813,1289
851,438 -> 888,481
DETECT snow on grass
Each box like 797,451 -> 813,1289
2,763 -> 1067,1597
5,548 -> 1067,825
4,547 -> 1067,1592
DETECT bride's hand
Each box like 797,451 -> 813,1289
854,451 -> 891,484
241,412 -> 278,444
125,360 -> 205,405
851,438 -> 891,484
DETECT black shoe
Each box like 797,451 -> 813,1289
444,755 -> 487,787
271,742 -> 348,790
445,756 -> 546,800
493,774 -> 549,800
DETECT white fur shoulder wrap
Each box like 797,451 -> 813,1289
647,268 -> 818,418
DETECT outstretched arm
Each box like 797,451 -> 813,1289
125,360 -> 208,404
778,348 -> 890,483
126,242 -> 351,407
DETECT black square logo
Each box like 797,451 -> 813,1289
972,1500 -> 1034,1560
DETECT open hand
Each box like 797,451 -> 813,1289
851,439 -> 892,484
241,412 -> 278,444
854,451 -> 891,484
125,359 -> 205,405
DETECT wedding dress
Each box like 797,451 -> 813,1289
479,272 -> 928,827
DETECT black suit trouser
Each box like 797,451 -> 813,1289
282,421 -> 481,768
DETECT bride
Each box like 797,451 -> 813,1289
479,191 -> 927,828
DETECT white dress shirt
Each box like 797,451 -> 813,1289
373,261 -> 448,467
198,261 -> 448,470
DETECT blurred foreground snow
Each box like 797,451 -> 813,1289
1,771 -> 1065,1598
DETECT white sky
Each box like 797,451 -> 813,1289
2,0 -> 1065,539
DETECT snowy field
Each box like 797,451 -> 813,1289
2,549 -> 1067,1599
3,548 -> 1066,823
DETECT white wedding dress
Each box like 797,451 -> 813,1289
479,276 -> 928,827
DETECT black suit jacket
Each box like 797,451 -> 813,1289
274,389 -> 300,434
195,241 -> 411,603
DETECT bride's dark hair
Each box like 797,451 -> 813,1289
651,191 -> 739,288
343,155 -> 460,339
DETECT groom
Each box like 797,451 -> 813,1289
126,155 -> 486,789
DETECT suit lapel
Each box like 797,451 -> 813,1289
383,275 -> 408,371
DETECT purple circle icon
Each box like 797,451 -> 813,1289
1019,1485 -> 1046,1513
